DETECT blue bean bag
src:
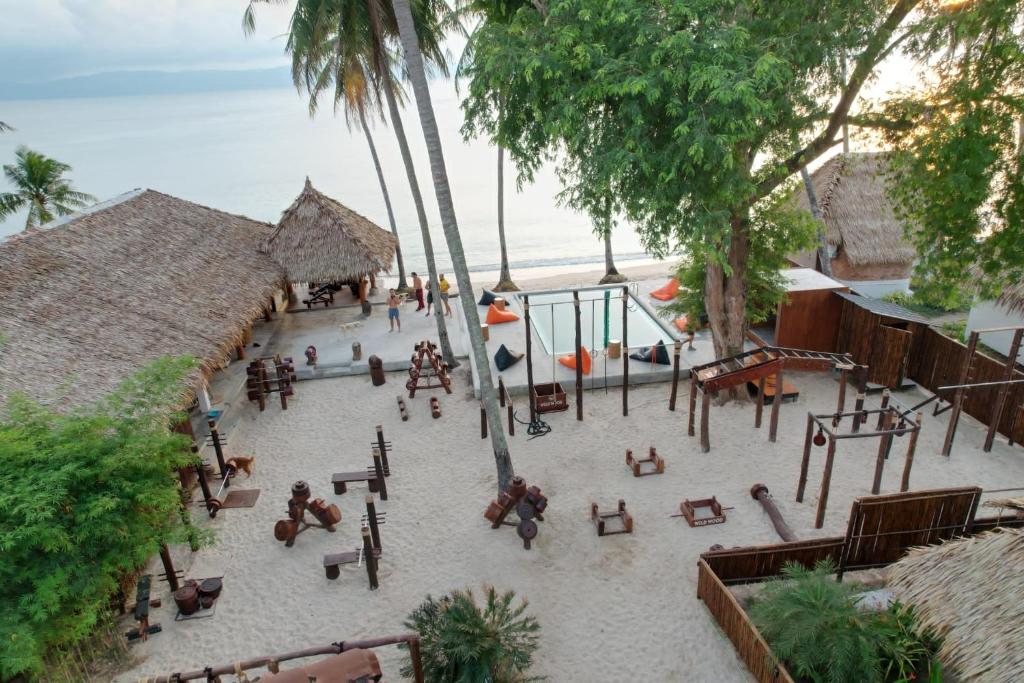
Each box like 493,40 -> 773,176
494,344 -> 524,371
629,339 -> 671,365
478,290 -> 498,306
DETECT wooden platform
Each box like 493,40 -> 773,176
748,375 -> 800,403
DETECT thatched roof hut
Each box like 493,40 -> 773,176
264,179 -> 397,283
792,153 -> 917,285
888,528 -> 1024,681
0,189 -> 286,408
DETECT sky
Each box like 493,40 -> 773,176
0,1 -> 297,82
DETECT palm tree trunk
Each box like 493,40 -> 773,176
367,0 -> 456,367
598,229 -> 625,284
359,106 -> 408,291
801,166 -> 833,278
494,144 -> 518,291
360,107 -> 407,290
392,0 -> 514,492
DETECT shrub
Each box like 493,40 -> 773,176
0,357 -> 201,679
750,560 -> 885,683
876,602 -> 942,683
403,586 -> 541,682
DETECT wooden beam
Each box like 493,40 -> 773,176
942,331 -> 979,456
768,367 -> 783,443
700,390 -> 711,453
796,413 -> 815,503
984,328 -> 1022,452
523,296 -> 536,423
701,358 -> 783,393
871,410 -> 893,494
815,435 -> 837,529
754,375 -> 766,428
669,340 -> 682,411
573,291 -> 583,421
900,413 -> 922,492
687,379 -> 698,437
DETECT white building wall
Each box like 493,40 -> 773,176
966,301 -> 1024,357
841,278 -> 912,299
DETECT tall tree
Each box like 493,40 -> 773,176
0,147 -> 95,231
462,0 -> 1024,359
392,0 -> 514,491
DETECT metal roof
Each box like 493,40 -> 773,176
834,291 -> 930,324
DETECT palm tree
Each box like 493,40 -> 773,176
392,0 -> 514,491
492,140 -> 518,291
244,0 -> 459,366
0,122 -> 12,133
0,147 -> 95,231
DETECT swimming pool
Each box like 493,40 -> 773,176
520,286 -> 676,355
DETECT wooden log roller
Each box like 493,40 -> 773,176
396,396 -> 409,421
625,447 -> 665,477
430,396 -> 441,419
750,483 -> 797,543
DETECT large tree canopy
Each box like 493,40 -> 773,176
462,0 -> 1024,357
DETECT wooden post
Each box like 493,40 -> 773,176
769,367 -> 783,442
622,286 -> 629,417
523,296 -> 537,422
687,380 -> 698,437
375,425 -> 390,476
984,328 -> 1022,452
796,413 -> 815,503
754,376 -> 766,428
408,638 -> 425,683
836,368 -> 848,414
507,400 -> 514,437
365,495 -> 381,550
943,331 -> 979,456
208,419 -> 228,479
236,344 -> 246,361
669,340 -> 682,411
815,435 -> 837,529
573,290 -> 583,421
498,376 -> 506,408
372,449 -> 387,501
159,544 -> 179,592
362,527 -> 378,590
851,366 -> 868,433
480,402 -> 487,439
871,410 -> 893,494
751,484 -> 798,542
876,389 -> 891,430
699,391 -> 711,453
900,413 -> 923,492
194,462 -> 213,506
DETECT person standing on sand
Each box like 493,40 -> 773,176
425,279 -> 434,317
438,273 -> 452,317
411,272 -> 425,311
387,289 -> 401,332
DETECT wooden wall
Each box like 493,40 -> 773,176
835,298 -> 926,387
908,327 -> 1024,444
775,288 -> 846,352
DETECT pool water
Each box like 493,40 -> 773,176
521,287 -> 676,355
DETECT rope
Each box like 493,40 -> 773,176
513,408 -> 551,439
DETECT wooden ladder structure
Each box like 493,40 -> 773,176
687,346 -> 865,452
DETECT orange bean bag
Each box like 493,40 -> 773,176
486,303 -> 520,325
674,316 -> 689,332
649,277 -> 679,301
558,347 -> 592,375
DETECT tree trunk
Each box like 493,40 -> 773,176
392,0 -> 515,492
704,215 -> 750,375
367,0 -> 456,367
598,229 -> 626,284
359,107 -> 408,291
493,144 -> 518,292
801,166 -> 833,278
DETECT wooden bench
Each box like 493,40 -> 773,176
303,284 -> 335,309
331,471 -> 380,495
323,548 -> 382,580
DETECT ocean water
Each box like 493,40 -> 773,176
0,85 -> 650,274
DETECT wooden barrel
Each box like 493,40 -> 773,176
174,584 -> 199,615
481,323 -> 490,342
494,297 -> 506,311
199,577 -> 223,601
608,339 -> 622,359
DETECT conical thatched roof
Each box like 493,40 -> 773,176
795,152 -> 917,267
264,179 -> 397,283
0,189 -> 286,408
888,528 -> 1024,681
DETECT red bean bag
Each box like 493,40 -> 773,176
649,277 -> 679,301
486,303 -> 520,325
558,347 -> 592,375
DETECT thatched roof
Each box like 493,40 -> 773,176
996,281 -> 1024,315
795,152 -> 917,267
264,179 -> 397,283
888,528 -> 1024,681
0,189 -> 286,408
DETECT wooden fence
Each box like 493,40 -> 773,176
697,560 -> 796,683
702,537 -> 845,585
908,326 -> 1024,444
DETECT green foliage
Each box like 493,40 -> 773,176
751,560 -> 885,683
0,146 -> 95,230
751,561 -> 944,683
402,586 -> 541,682
0,356 -> 202,679
876,602 -> 942,683
939,320 -> 967,343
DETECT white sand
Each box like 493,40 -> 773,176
116,369 -> 1024,682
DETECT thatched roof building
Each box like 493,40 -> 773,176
264,179 -> 397,283
0,189 -> 286,408
888,528 -> 1024,681
792,153 -> 917,289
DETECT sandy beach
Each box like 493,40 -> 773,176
116,341 -> 1024,681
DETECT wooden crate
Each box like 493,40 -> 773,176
532,382 -> 568,413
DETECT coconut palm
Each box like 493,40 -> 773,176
244,0 -> 459,365
391,0 -> 514,490
0,147 -> 95,231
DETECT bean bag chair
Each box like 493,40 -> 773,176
478,289 -> 497,306
494,344 -> 524,371
558,347 -> 592,375
486,303 -> 519,325
629,340 -> 671,365
649,277 -> 679,301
